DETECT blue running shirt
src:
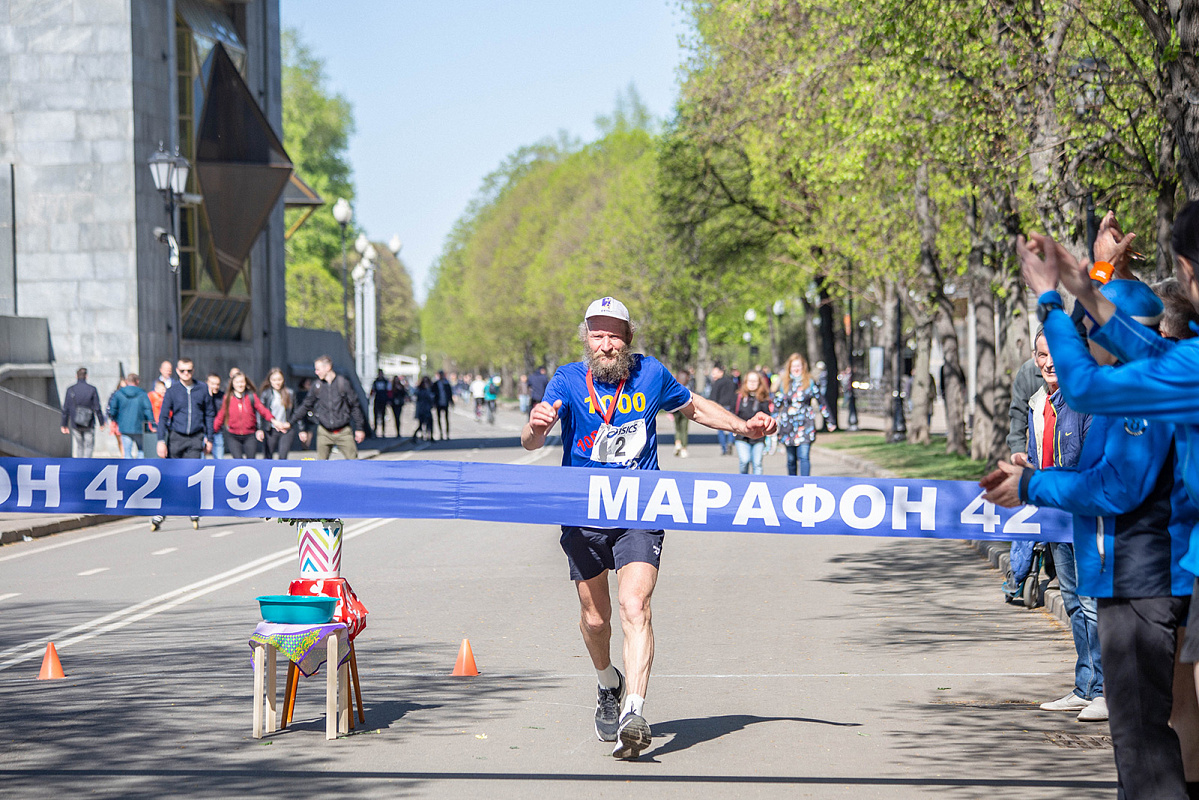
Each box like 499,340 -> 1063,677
543,354 -> 692,471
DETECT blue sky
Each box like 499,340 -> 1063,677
281,1 -> 690,302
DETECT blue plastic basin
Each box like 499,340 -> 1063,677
256,595 -> 337,625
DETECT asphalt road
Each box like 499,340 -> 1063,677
0,405 -> 1117,798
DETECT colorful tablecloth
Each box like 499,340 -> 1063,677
249,622 -> 349,677
288,578 -> 369,641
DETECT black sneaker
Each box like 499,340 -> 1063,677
594,669 -> 625,742
612,711 -> 652,759
150,516 -> 164,531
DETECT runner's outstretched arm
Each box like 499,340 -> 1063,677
681,395 -> 777,438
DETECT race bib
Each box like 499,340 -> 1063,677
590,418 -> 647,466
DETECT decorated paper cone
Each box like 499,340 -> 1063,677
297,520 -> 343,579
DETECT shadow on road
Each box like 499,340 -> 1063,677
645,713 -> 861,759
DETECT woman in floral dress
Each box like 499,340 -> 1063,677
772,353 -> 834,476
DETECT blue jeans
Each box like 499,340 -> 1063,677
735,440 -> 765,474
785,443 -> 812,476
1050,542 -> 1103,699
210,431 -> 225,459
717,429 -> 733,453
120,433 -> 142,459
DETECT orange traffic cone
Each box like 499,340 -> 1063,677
37,642 -> 65,680
451,638 -> 479,676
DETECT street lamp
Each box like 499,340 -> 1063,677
148,141 -> 190,363
388,235 -> 402,256
332,198 -> 353,348
352,258 -> 368,382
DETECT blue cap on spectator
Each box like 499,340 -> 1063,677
1099,280 -> 1164,328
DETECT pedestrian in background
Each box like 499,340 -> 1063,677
152,357 -> 214,530
709,363 -> 737,455
519,373 -> 531,415
528,365 -> 549,406
772,353 -> 833,476
206,372 -> 225,459
214,371 -> 281,459
259,368 -> 296,460
148,379 -> 165,428
157,360 -> 174,389
288,355 -> 367,460
390,374 -> 408,437
413,376 -> 435,441
108,373 -> 154,458
105,375 -> 126,454
733,370 -> 772,474
60,366 -> 104,458
435,370 -> 455,440
370,369 -> 391,438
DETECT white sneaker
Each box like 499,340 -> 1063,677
1077,696 -> 1108,722
679,448 -> 688,458
1040,692 -> 1089,711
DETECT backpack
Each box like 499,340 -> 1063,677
72,404 -> 94,428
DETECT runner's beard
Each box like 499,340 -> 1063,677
585,344 -> 635,384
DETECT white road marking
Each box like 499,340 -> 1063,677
0,518 -> 392,672
76,567 -> 109,576
509,436 -> 559,465
210,530 -> 234,538
0,523 -> 142,564
151,547 -> 177,556
0,593 -> 20,602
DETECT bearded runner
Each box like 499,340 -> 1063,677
521,296 -> 777,760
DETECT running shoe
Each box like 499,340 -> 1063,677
1040,691 -> 1089,711
191,516 -> 199,530
612,711 -> 652,759
594,669 -> 625,742
150,516 -> 164,532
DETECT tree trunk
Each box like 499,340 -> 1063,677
695,302 -> 711,386
1157,124 -> 1178,280
817,278 -> 840,430
967,194 -> 998,462
908,310 -> 934,445
802,297 -> 821,376
882,281 -> 898,441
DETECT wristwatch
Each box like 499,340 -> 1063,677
1036,298 -> 1063,322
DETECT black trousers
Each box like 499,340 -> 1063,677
261,428 -> 294,460
1097,596 -> 1190,800
436,405 -> 450,438
225,431 -> 257,459
167,430 -> 205,459
373,402 -> 389,436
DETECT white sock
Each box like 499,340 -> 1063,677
597,664 -> 621,689
622,692 -> 644,718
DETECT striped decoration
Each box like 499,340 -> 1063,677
296,520 -> 343,579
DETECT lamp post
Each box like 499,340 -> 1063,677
744,308 -> 757,370
332,198 -> 353,348
148,141 -> 190,363
352,257 -> 368,383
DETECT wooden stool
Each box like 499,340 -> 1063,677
281,641 -> 365,731
252,626 -> 349,740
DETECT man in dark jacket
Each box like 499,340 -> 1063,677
370,369 -> 391,438
108,373 -> 154,458
708,364 -> 737,455
289,355 -> 367,460
434,370 -> 454,440
151,357 -> 215,530
528,366 -> 550,405
60,367 -> 104,457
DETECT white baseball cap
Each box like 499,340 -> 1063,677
584,296 -> 630,323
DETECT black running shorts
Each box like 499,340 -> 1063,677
559,526 -> 664,581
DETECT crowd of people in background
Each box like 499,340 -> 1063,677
60,354 -> 842,478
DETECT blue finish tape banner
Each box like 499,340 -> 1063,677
0,458 -> 1069,542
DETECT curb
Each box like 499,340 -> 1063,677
813,445 -> 1069,627
0,514 -> 128,546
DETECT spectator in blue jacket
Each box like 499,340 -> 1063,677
151,357 -> 214,530
107,373 -> 154,458
60,366 -> 104,457
1007,236 -> 1199,798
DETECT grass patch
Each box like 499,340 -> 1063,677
818,431 -> 989,481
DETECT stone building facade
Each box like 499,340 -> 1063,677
0,0 -> 288,453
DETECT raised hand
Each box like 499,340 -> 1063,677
981,460 -> 1024,508
1016,233 -> 1059,296
528,400 -> 562,436
1094,211 -> 1136,278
